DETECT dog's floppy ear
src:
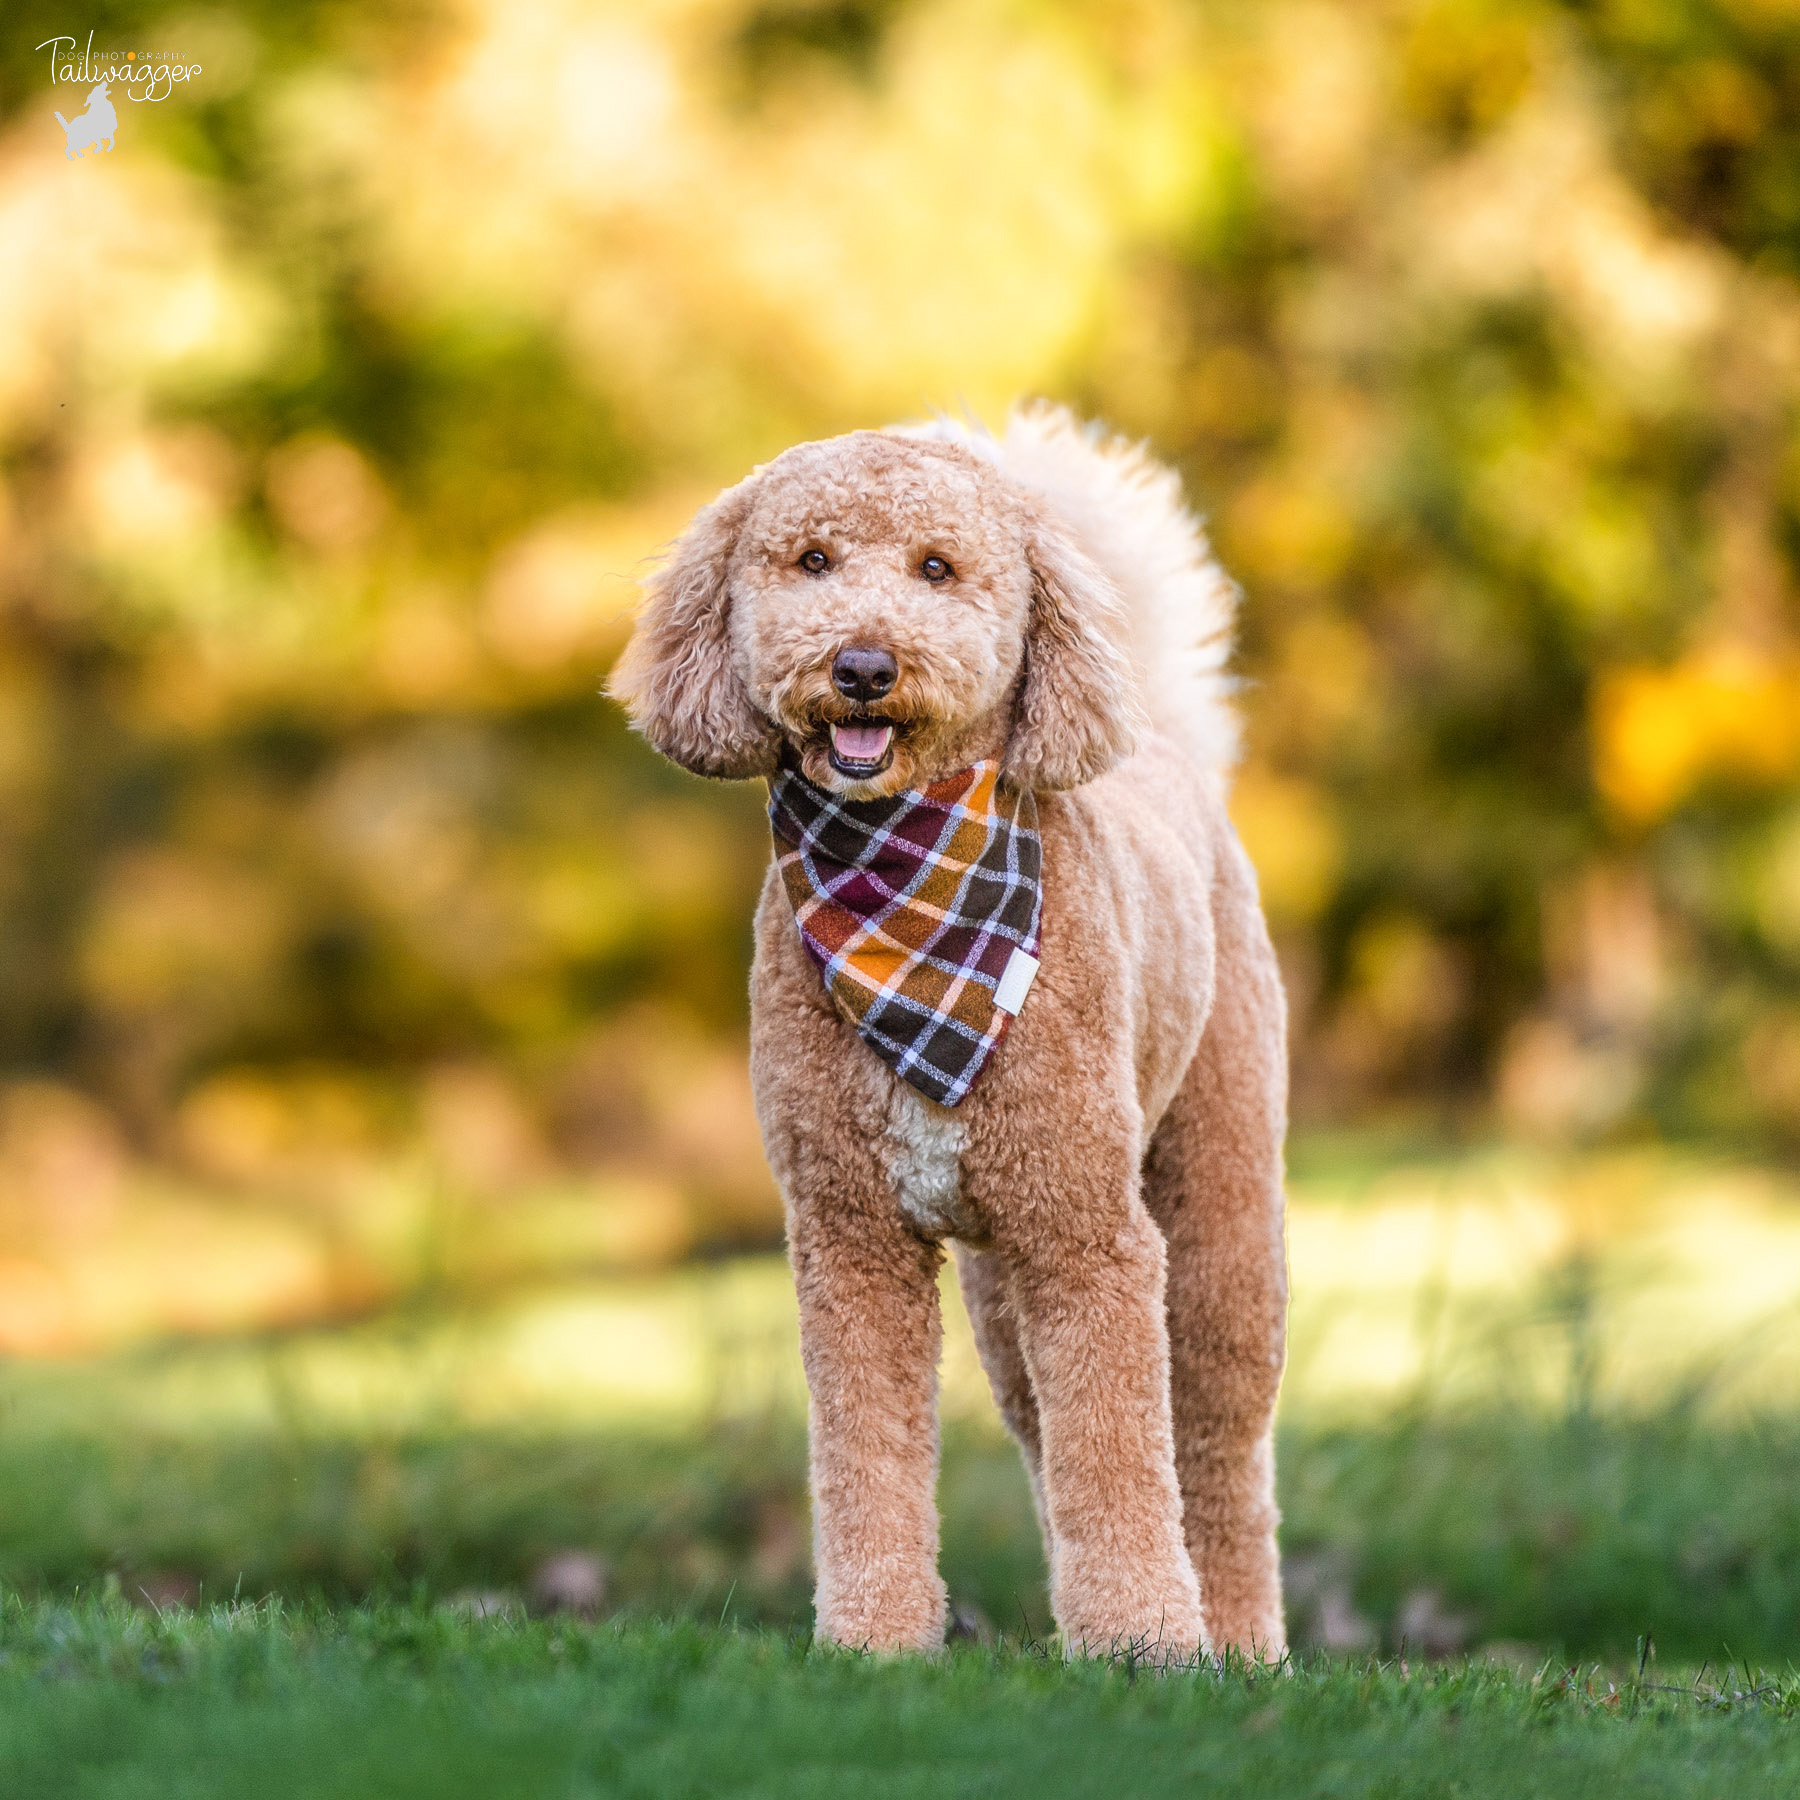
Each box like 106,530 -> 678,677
1002,506 -> 1145,792
608,475 -> 780,780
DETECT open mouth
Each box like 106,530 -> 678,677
828,720 -> 895,779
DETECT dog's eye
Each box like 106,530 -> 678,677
797,549 -> 829,575
920,555 -> 953,583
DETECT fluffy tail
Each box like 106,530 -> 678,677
901,402 -> 1240,778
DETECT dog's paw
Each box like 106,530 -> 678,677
1052,1550 -> 1205,1663
815,1568 -> 948,1655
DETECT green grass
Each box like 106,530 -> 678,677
3,1600 -> 1797,1799
5,1202 -> 1800,1661
1,1404 -> 1798,1661
1282,1409 -> 1800,1661
8,1147 -> 1800,1789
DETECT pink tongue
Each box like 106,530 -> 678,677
833,723 -> 893,762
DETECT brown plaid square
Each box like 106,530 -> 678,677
768,760 -> 1043,1106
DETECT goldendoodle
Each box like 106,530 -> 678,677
612,405 -> 1287,1658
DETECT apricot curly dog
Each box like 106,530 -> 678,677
612,405 -> 1287,1659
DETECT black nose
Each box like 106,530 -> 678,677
831,645 -> 897,703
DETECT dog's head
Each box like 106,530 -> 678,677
610,431 -> 1142,797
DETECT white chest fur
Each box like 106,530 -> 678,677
885,1083 -> 977,1240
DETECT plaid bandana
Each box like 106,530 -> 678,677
767,760 -> 1043,1106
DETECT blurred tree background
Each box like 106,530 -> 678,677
5,0 -> 1800,1348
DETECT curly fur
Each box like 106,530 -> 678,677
898,404 -> 1240,773
611,405 -> 1288,1660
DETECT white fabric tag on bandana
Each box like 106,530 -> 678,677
992,946 -> 1040,1017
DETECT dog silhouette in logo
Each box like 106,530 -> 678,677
56,81 -> 117,159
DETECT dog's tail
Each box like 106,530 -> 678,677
901,402 -> 1240,779
55,113 -> 69,130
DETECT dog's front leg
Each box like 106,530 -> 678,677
1006,1201 -> 1204,1659
786,1180 -> 947,1652
751,886 -> 949,1652
966,1067 -> 1204,1662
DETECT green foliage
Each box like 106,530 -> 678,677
7,0 -> 1800,1188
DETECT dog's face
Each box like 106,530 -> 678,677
612,429 -> 1141,796
726,435 -> 1034,797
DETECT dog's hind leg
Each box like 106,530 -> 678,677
1143,827 -> 1289,1660
952,1242 -> 1045,1525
